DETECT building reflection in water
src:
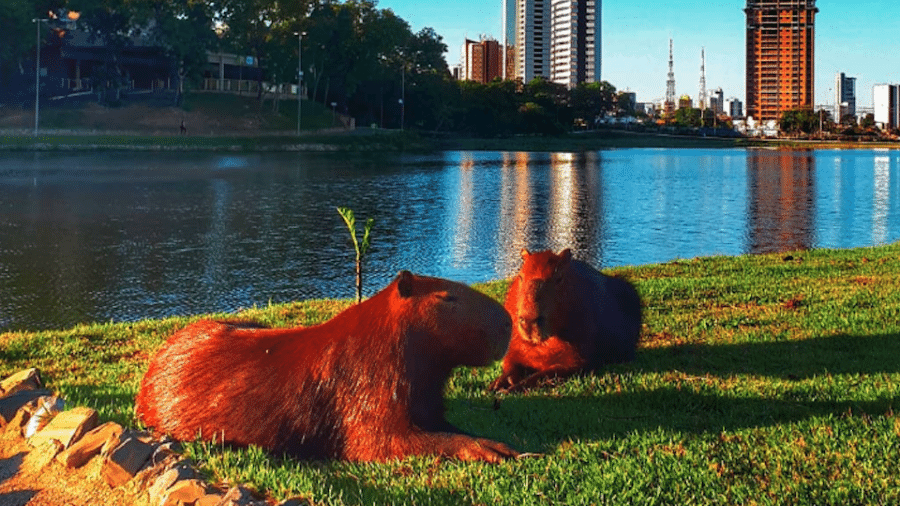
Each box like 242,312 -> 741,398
490,151 -> 604,277
746,150 -> 816,253
873,154 -> 891,245
448,153 -> 476,268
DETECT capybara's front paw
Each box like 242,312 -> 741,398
454,438 -> 519,463
488,375 -> 509,392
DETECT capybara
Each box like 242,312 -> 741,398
135,271 -> 517,462
489,248 -> 642,392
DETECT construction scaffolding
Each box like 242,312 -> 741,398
745,0 -> 818,122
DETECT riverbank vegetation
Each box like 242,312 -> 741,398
2,243 -> 899,504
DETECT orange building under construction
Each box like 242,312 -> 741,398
745,0 -> 818,123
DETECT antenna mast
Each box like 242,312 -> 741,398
665,39 -> 676,115
699,47 -> 707,112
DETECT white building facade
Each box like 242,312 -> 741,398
873,84 -> 899,130
512,0 -> 601,87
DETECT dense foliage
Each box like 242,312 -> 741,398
0,0 -> 625,134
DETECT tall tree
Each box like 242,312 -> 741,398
143,0 -> 217,105
68,0 -> 139,104
0,0 -> 68,102
571,81 -> 617,125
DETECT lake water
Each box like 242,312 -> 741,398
1,148 -> 899,331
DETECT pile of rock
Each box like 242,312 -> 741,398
0,368 -> 308,506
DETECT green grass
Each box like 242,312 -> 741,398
2,244 -> 900,504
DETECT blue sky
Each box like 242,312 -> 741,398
377,0 -> 898,109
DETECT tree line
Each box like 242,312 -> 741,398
1,0 -> 630,134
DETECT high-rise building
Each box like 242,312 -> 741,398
726,97 -> 744,118
834,72 -> 856,122
745,0 -> 817,122
503,0 -> 516,80
708,87 -> 724,115
513,0 -> 601,87
549,0 -> 601,88
873,84 -> 899,130
460,37 -> 503,84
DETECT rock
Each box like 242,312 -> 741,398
198,494 -> 225,506
101,435 -> 154,487
216,485 -> 256,506
29,406 -> 98,449
147,461 -> 197,505
150,441 -> 182,466
56,421 -> 123,468
0,368 -> 42,397
23,396 -> 64,438
1,396 -> 43,438
160,479 -> 208,506
22,439 -> 63,471
0,389 -> 52,425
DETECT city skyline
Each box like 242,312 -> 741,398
377,0 -> 899,109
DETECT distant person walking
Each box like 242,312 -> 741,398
180,119 -> 187,135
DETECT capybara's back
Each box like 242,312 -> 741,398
491,248 -> 641,391
136,271 -> 517,462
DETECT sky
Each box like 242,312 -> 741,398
376,0 -> 899,109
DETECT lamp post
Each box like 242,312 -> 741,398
399,64 -> 405,131
294,31 -> 306,136
33,18 -> 47,137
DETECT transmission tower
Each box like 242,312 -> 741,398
665,39 -> 676,116
699,47 -> 707,112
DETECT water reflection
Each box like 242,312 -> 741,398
746,150 -> 816,253
1,149 -> 899,331
873,155 -> 891,244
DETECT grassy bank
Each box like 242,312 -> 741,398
2,243 -> 900,504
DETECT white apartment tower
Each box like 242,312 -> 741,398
511,0 -> 601,87
873,84 -> 899,130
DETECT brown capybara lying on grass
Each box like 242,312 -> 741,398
489,248 -> 642,392
136,271 -> 518,462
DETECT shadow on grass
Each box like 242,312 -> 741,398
475,331 -> 900,453
636,331 -> 900,379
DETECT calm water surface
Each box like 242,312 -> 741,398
1,148 -> 899,331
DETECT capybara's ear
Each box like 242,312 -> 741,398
396,270 -> 415,298
520,248 -> 530,259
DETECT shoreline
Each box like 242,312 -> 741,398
1,241 -> 896,335
3,129 -> 900,152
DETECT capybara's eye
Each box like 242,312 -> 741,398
435,293 -> 457,303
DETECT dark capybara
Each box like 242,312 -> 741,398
135,271 -> 517,462
489,248 -> 642,392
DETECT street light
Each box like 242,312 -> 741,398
32,18 -> 47,137
400,64 -> 405,131
294,31 -> 306,136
